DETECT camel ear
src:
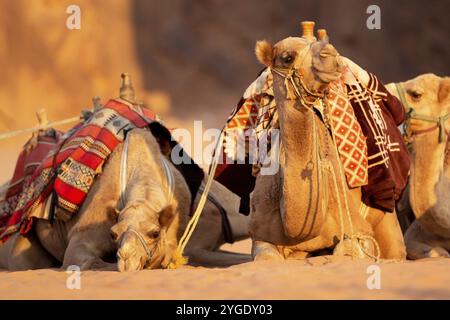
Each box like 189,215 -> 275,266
110,220 -> 127,241
158,205 -> 174,228
312,43 -> 343,83
438,77 -> 450,103
255,40 -> 273,67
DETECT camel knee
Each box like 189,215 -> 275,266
404,220 -> 449,259
406,241 -> 449,260
373,212 -> 407,260
6,233 -> 56,270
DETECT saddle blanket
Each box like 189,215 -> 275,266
0,99 -> 156,243
215,66 -> 409,213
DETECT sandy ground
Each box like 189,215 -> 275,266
0,239 -> 449,300
1,144 -> 449,300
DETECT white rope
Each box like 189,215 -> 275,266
0,115 -> 81,141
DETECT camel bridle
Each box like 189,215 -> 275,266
395,83 -> 450,145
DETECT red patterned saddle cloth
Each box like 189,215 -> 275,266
0,99 -> 156,243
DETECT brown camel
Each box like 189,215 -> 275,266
249,36 -> 406,261
386,74 -> 450,259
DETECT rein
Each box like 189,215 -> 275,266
395,83 -> 450,144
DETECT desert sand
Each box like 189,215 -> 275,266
0,239 -> 449,300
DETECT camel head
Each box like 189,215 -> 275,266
386,74 -> 450,218
255,34 -> 344,99
110,201 -> 175,271
386,74 -> 450,135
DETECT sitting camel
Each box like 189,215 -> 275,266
249,31 -> 406,261
0,128 -> 191,271
386,74 -> 450,259
0,128 -> 250,271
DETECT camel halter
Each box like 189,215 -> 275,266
270,44 -> 327,113
117,132 -> 175,264
270,48 -> 380,260
395,83 -> 450,144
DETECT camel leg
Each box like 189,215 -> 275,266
251,240 -> 284,261
186,248 -> 251,267
371,210 -> 407,260
62,232 -> 116,271
404,220 -> 450,259
0,232 -> 57,271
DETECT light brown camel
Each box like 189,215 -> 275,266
386,74 -> 450,259
249,36 -> 406,261
0,128 -> 191,271
0,128 -> 250,271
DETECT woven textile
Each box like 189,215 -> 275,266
327,84 -> 368,187
0,99 -> 156,242
215,67 -> 409,213
0,130 -> 61,238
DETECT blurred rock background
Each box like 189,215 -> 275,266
0,0 -> 449,181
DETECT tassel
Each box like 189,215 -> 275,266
167,249 -> 188,269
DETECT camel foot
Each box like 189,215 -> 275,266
410,246 -> 450,260
252,240 -> 284,261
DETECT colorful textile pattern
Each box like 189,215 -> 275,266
327,84 -> 368,187
225,98 -> 259,131
0,130 -> 61,238
215,67 -> 409,214
0,99 -> 156,242
222,69 -> 277,162
346,73 -> 410,212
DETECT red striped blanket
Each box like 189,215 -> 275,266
0,99 -> 156,243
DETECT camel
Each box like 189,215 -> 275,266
249,35 -> 406,261
386,74 -> 450,259
0,128 -> 251,271
0,128 -> 191,271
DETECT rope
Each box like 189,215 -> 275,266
0,116 -> 81,141
168,128 -> 225,269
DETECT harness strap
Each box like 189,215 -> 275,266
118,135 -> 130,211
160,156 -> 175,204
199,185 -> 234,244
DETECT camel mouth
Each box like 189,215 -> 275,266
117,252 -> 147,272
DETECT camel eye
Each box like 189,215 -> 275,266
407,89 -> 423,100
282,54 -> 293,64
148,230 -> 160,239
